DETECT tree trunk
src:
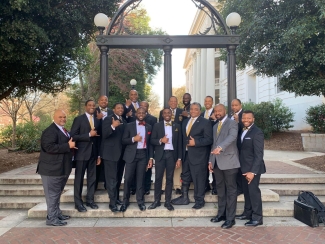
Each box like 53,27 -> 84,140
11,118 -> 17,148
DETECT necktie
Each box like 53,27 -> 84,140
171,109 -> 175,122
138,121 -> 145,126
62,128 -> 69,137
100,108 -> 107,112
217,121 -> 222,134
89,115 -> 94,129
243,127 -> 248,131
186,118 -> 194,136
134,103 -> 138,110
205,110 -> 209,119
165,122 -> 172,126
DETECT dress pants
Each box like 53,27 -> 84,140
242,174 -> 263,221
162,164 -> 182,191
181,152 -> 207,204
95,162 -> 105,190
103,159 -> 118,205
74,158 -> 96,206
41,175 -> 67,224
236,168 -> 244,194
116,159 -> 126,201
213,163 -> 238,220
154,150 -> 175,202
123,149 -> 147,204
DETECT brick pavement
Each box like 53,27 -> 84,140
0,226 -> 324,244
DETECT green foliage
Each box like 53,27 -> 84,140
0,0 -> 120,100
242,98 -> 295,139
305,104 -> 325,133
219,0 -> 325,96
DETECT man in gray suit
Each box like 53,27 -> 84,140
208,104 -> 240,229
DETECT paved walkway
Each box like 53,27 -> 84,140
0,150 -> 324,243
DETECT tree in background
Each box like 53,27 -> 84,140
219,0 -> 325,96
172,86 -> 186,108
0,0 -> 120,100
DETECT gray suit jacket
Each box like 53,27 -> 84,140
209,118 -> 240,170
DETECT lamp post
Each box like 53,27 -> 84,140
130,79 -> 137,90
226,12 -> 241,115
94,13 -> 109,96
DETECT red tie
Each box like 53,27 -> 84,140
62,128 -> 69,137
138,121 -> 146,126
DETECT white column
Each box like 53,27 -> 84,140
206,48 -> 215,102
200,48 -> 207,105
195,50 -> 201,103
192,54 -> 197,99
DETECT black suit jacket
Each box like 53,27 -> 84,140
101,114 -> 127,161
200,109 -> 217,127
151,121 -> 182,163
70,114 -> 101,161
94,107 -> 113,137
238,124 -> 266,174
182,117 -> 213,165
145,114 -> 157,127
37,123 -> 72,176
123,102 -> 140,123
159,108 -> 183,125
122,121 -> 153,164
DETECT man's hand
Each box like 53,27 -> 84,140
208,162 -> 213,173
187,136 -> 195,146
211,147 -> 221,155
243,172 -> 255,184
233,113 -> 239,122
125,98 -> 132,107
112,117 -> 121,128
96,157 -> 101,165
133,133 -> 142,142
96,111 -> 104,120
210,113 -> 217,121
161,135 -> 169,144
176,159 -> 181,168
147,159 -> 153,169
126,110 -> 133,117
181,111 -> 189,117
68,138 -> 78,149
89,128 -> 98,137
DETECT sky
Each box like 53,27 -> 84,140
140,0 -> 198,105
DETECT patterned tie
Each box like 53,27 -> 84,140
243,127 -> 248,131
134,103 -> 138,110
171,109 -> 175,122
89,114 -> 94,129
138,121 -> 145,126
205,110 -> 209,119
100,108 -> 107,112
62,127 -> 69,137
217,121 -> 222,135
165,122 -> 172,126
186,118 -> 194,136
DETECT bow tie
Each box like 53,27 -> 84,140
243,127 -> 249,131
165,122 -> 172,126
138,121 -> 146,126
100,108 -> 107,112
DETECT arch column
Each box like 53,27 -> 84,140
163,46 -> 173,108
200,48 -> 207,104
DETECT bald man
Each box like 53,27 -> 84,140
124,90 -> 140,123
37,110 -> 75,226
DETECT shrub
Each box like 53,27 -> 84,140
271,98 -> 294,132
254,102 -> 274,139
305,104 -> 325,133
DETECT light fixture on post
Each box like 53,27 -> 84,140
226,12 -> 241,116
94,13 -> 109,96
130,79 -> 137,90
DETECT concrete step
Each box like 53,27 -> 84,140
0,196 -> 45,209
261,184 -> 325,196
2,174 -> 325,185
0,185 -> 72,196
27,200 -> 294,218
60,189 -> 279,203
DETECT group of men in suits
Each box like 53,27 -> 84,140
37,92 -> 265,228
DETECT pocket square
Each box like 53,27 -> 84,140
245,137 -> 251,139
175,128 -> 178,132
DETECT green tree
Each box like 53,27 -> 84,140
0,0 -> 120,100
220,0 -> 325,96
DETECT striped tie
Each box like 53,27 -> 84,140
217,121 -> 222,135
186,118 -> 194,136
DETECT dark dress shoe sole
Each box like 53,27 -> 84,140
138,204 -> 146,211
86,203 -> 99,209
75,206 -> 87,212
210,216 -> 226,223
192,204 -> 204,210
145,191 -> 150,195
245,220 -> 263,226
235,215 -> 251,220
46,221 -> 67,226
221,221 -> 235,229
148,202 -> 161,210
120,204 -> 129,212
58,215 -> 71,220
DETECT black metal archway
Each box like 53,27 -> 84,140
96,0 -> 239,109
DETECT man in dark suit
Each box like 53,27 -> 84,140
37,110 -> 75,226
172,102 -> 213,209
148,108 -> 182,211
181,93 -> 191,120
209,104 -> 240,229
101,103 -> 127,212
139,101 -> 157,195
120,107 -> 153,212
124,90 -> 140,123
236,110 -> 266,226
70,99 -> 101,212
94,95 -> 113,190
231,98 -> 244,196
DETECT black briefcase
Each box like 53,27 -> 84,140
294,200 -> 319,227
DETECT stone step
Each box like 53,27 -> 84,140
261,184 -> 325,196
60,189 -> 279,203
27,201 -> 294,218
1,174 -> 325,185
0,196 -> 45,209
0,185 -> 72,196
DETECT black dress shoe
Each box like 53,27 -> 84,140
245,220 -> 263,226
75,204 -> 87,212
221,220 -> 235,229
116,199 -> 123,205
235,214 -> 251,220
58,214 -> 70,220
148,200 -> 161,210
210,215 -> 226,223
46,220 -> 67,226
175,188 -> 182,195
109,204 -> 120,213
211,189 -> 218,195
205,186 -> 211,193
192,202 -> 205,210
131,190 -> 136,195
86,202 -> 99,209
120,204 -> 129,212
164,202 -> 174,211
161,190 -> 165,195
144,191 -> 150,195
138,203 -> 146,211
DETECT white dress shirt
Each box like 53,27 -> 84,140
163,121 -> 174,150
